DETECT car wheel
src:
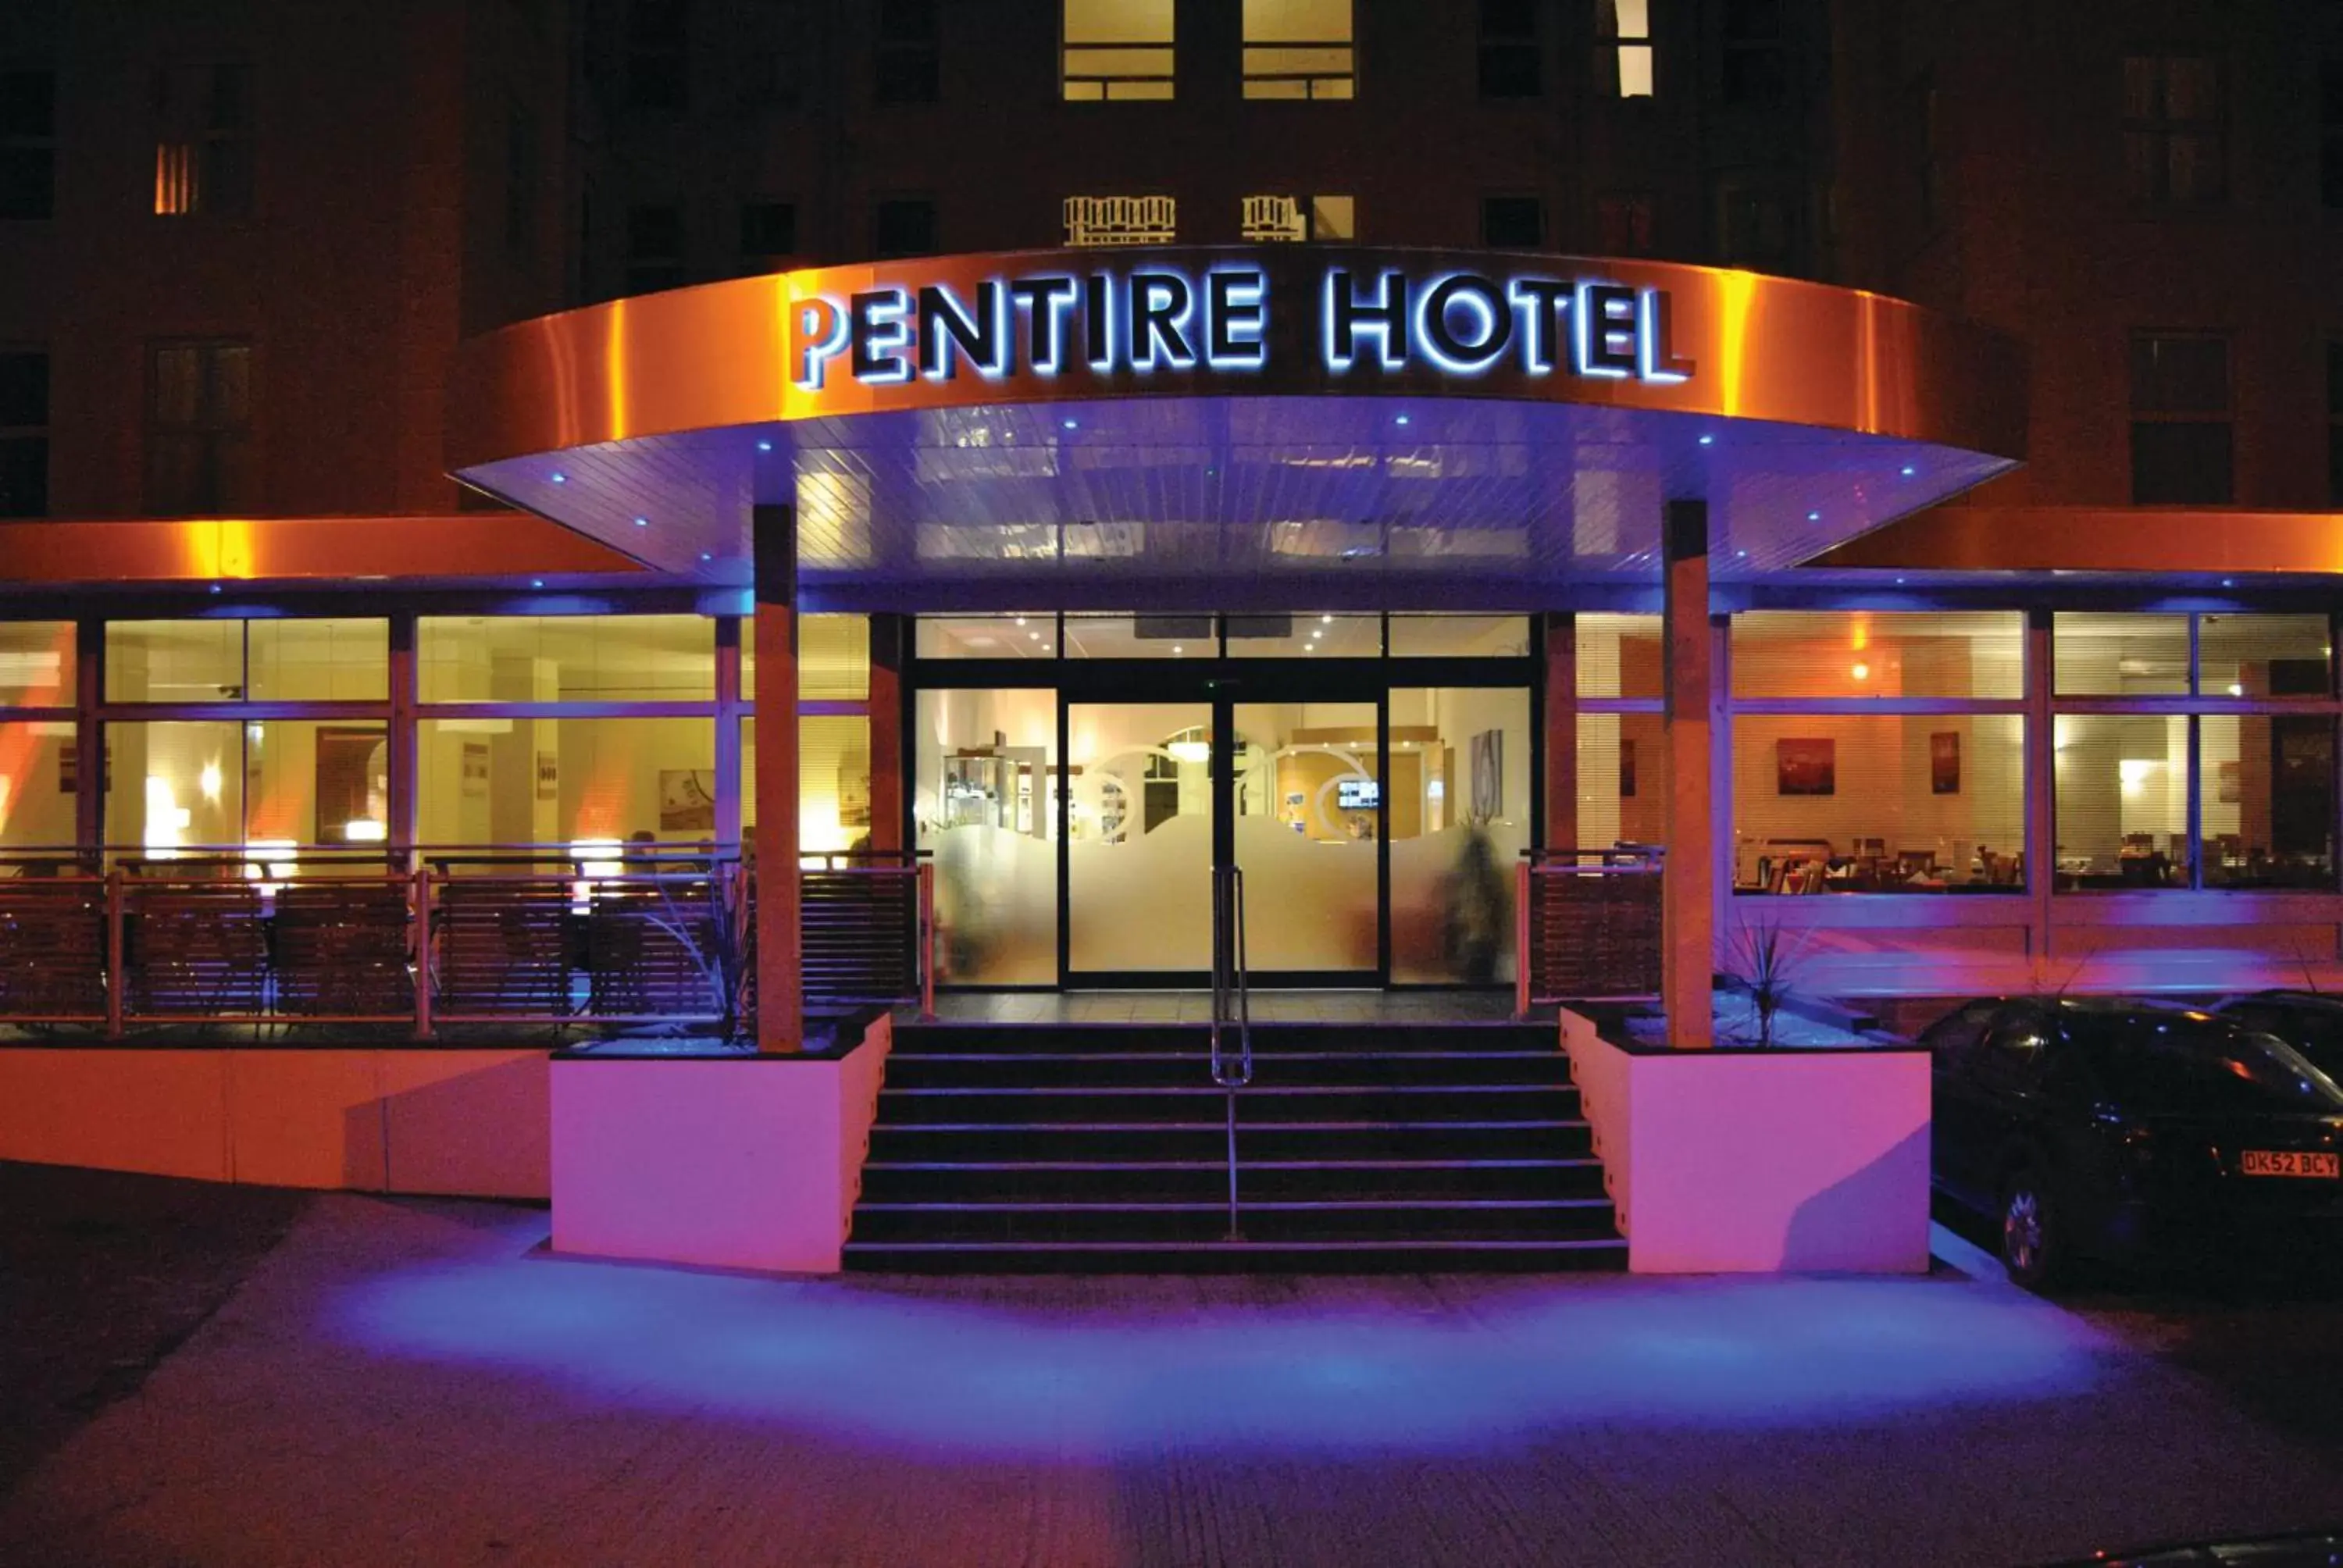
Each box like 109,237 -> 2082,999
2000,1171 -> 2061,1291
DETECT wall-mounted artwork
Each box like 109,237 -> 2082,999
2217,758 -> 2242,804
659,769 -> 718,832
1776,737 -> 1835,796
1619,737 -> 1637,799
534,750 -> 558,801
460,741 -> 490,797
1469,729 -> 1504,818
1930,731 -> 1961,796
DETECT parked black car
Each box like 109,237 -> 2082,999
2216,991 -> 2343,1083
1923,996 -> 2343,1288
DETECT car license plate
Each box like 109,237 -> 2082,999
2239,1149 -> 2341,1178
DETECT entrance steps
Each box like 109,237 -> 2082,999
844,1021 -> 1625,1272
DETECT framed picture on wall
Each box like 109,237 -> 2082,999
460,742 -> 490,797
1469,729 -> 1503,818
659,769 -> 718,832
1930,731 -> 1961,795
1619,737 -> 1637,799
534,750 -> 558,801
1776,737 -> 1835,796
2218,758 -> 2242,804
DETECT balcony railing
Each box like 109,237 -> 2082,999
0,845 -> 933,1039
1515,847 -> 1664,1013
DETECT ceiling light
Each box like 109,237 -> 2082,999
1806,511 -> 1821,522
550,472 -> 566,483
530,579 -> 544,589
1899,465 -> 1916,477
1029,630 -> 1040,640
1172,645 -> 1184,655
2227,683 -> 2244,697
1168,739 -> 1211,764
699,552 -> 712,562
1697,434 -> 1715,447
755,440 -> 773,453
1321,615 -> 1333,624
633,516 -> 649,527
1015,616 -> 1026,625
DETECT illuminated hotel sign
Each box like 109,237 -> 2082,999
788,263 -> 1696,393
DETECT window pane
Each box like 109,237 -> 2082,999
1390,615 -> 1528,657
106,720 -> 241,850
1575,613 -> 1660,698
2053,714 -> 2188,889
916,615 -> 1054,658
248,618 -> 388,701
1576,710 -> 1666,850
0,435 -> 45,517
241,720 -> 389,846
419,715 -> 713,849
1734,715 -> 2026,893
1482,195 -> 1543,248
2131,420 -> 2233,504
1234,698 -> 1381,971
0,720 -> 79,848
106,619 -> 243,701
1733,611 -> 2023,700
747,611 -> 868,702
2199,614 -> 2331,698
915,686 -> 1058,983
2130,336 -> 2230,414
743,715 -> 873,855
1391,686 -> 1530,981
1065,614 -> 1206,657
2202,712 -> 2334,889
1227,612 -> 1379,657
0,351 -> 48,427
0,621 -> 73,705
2055,612 -> 2189,696
419,615 -> 714,702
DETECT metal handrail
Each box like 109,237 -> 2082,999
1208,864 -> 1254,1240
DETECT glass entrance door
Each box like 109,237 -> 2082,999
1066,700 -> 1214,977
1229,699 -> 1382,978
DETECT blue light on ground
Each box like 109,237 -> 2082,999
334,1250 -> 2102,1456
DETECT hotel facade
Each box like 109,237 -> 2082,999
2,0 -> 2341,1270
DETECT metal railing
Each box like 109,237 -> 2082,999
0,845 -> 933,1039
1209,863 -> 1254,1240
1515,847 -> 1665,1014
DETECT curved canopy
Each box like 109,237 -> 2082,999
448,248 -> 2026,610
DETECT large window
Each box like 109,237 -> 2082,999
1063,194 -> 1177,247
420,615 -> 711,703
2130,334 -> 2232,504
0,349 -> 46,517
740,201 -> 797,271
1062,0 -> 1174,101
1482,195 -> 1544,248
0,68 -> 55,220
917,686 -> 1058,983
2122,55 -> 2226,206
743,714 -> 872,857
107,718 -> 389,853
875,0 -> 940,105
626,0 -> 689,110
153,63 -> 252,218
1731,613 -> 2027,895
108,618 -> 387,703
1390,686 -> 1531,982
626,204 -> 686,295
1720,0 -> 1785,107
872,197 -> 936,259
145,340 -> 253,515
1243,0 -> 1354,100
2054,612 -> 2336,890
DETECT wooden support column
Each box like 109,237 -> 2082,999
867,613 -> 906,854
2025,607 -> 2056,986
1542,611 -> 1577,850
753,505 -> 802,1053
1662,500 -> 1715,1049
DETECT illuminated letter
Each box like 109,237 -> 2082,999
1506,278 -> 1570,374
1637,289 -> 1696,383
1204,269 -> 1268,369
850,289 -> 913,384
1323,268 -> 1408,372
1085,273 -> 1115,370
1415,273 -> 1511,374
1573,282 -> 1638,379
1008,276 -> 1079,374
918,281 -> 1007,382
1129,272 -> 1196,369
790,297 -> 849,390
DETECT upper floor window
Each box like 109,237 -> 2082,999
2123,55 -> 2225,206
0,350 -> 48,519
1717,180 -> 1796,272
1240,194 -> 1353,241
625,204 -> 686,294
740,201 -> 797,270
1482,194 -> 1543,248
154,64 -> 251,218
2321,62 -> 2343,210
1596,191 -> 1656,255
146,340 -> 252,515
0,69 -> 55,219
738,2 -> 805,109
1063,0 -> 1174,101
1064,194 -> 1176,246
1721,0 -> 1785,107
1600,0 -> 1653,98
876,0 -> 940,105
1478,0 -> 1540,98
1243,0 -> 1354,100
626,1 -> 689,111
873,198 -> 936,258
2129,333 -> 2232,504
